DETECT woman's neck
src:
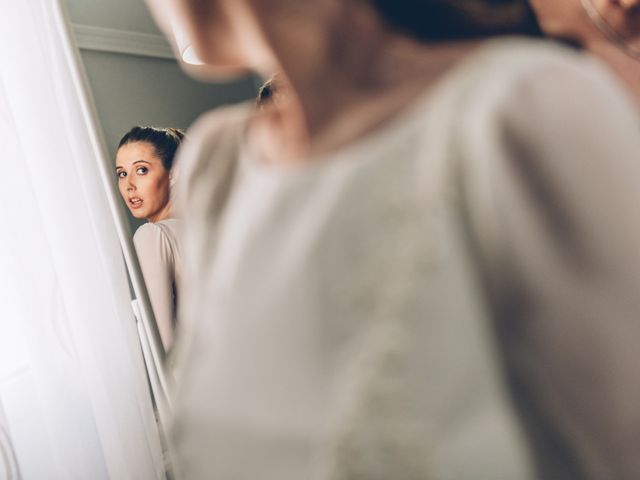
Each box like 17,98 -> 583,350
253,36 -> 480,166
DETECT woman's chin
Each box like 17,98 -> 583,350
130,209 -> 147,219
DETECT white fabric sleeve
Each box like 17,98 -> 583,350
134,223 -> 176,352
170,104 -> 247,368
461,59 -> 640,480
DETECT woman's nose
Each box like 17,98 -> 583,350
127,178 -> 136,191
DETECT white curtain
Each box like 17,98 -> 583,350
0,1 -> 164,478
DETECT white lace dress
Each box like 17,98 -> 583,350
170,39 -> 640,480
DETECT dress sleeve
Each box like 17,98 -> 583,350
134,223 -> 176,352
460,58 -> 640,480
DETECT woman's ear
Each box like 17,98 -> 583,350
618,0 -> 640,10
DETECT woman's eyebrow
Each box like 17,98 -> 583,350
133,160 -> 151,165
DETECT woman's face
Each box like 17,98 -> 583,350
115,141 -> 172,222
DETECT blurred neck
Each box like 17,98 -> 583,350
253,32 -> 480,165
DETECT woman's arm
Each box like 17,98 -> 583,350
134,223 -> 177,352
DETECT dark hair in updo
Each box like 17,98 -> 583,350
369,0 -> 542,42
117,126 -> 185,171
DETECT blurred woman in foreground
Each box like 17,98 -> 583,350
148,0 -> 640,478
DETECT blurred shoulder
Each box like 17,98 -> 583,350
156,218 -> 184,237
446,37 -> 639,162
461,37 -> 634,119
453,38 -> 640,284
176,102 -> 253,178
173,102 -> 253,217
468,37 -> 602,80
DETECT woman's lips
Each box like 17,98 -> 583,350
129,197 -> 143,209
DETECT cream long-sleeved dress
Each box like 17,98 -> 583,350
171,39 -> 640,480
133,218 -> 183,352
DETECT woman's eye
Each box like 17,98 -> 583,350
117,171 -> 126,179
136,166 -> 148,175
